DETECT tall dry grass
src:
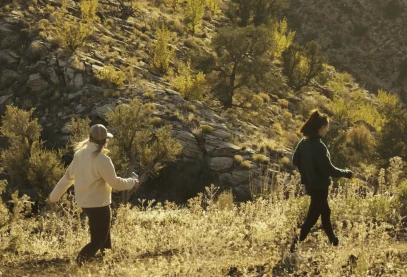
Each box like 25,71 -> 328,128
1,159 -> 407,276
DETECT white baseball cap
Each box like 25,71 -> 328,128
89,124 -> 113,140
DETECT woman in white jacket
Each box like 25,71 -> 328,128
50,124 -> 138,265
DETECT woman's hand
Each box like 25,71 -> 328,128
133,179 -> 140,188
131,172 -> 139,188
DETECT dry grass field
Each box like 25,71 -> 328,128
2,170 -> 407,277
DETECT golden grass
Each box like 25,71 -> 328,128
3,154 -> 407,277
1,176 -> 407,276
253,154 -> 270,163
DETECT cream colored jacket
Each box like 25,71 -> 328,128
50,142 -> 135,208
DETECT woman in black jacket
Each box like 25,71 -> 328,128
290,109 -> 352,252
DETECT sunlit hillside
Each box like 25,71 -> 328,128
1,0 -> 407,276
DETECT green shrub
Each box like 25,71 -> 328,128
367,195 -> 393,222
164,0 -> 180,11
346,124 -> 376,159
54,0 -> 98,52
282,41 -> 326,90
258,92 -> 271,103
172,60 -> 206,100
277,99 -> 289,109
396,181 -> 407,218
216,189 -> 234,210
152,25 -> 176,73
185,0 -> 205,34
95,65 -> 126,87
253,154 -> 270,163
0,106 -> 65,201
106,99 -> 183,203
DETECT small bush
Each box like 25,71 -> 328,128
240,160 -> 252,169
200,124 -> 213,133
277,99 -> 289,109
216,190 -> 234,210
184,104 -> 196,112
282,41 -> 326,90
234,155 -> 244,164
253,154 -> 270,163
37,19 -> 50,31
164,0 -> 181,11
187,113 -> 195,122
206,0 -> 221,14
172,60 -> 206,100
152,25 -> 176,73
396,181 -> 407,217
258,92 -> 271,103
184,37 -> 203,49
143,90 -> 155,99
272,123 -> 283,135
169,110 -> 183,122
95,65 -> 126,87
280,156 -> 291,167
282,110 -> 293,125
185,0 -> 205,34
54,0 -> 98,52
1,106 -> 65,201
367,195 -> 393,222
346,124 -> 376,154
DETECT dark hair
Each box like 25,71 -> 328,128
300,109 -> 329,138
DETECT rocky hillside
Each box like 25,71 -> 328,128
0,0 -> 381,203
0,1 -> 296,203
286,0 -> 407,99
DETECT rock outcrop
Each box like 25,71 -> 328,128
0,12 -> 288,203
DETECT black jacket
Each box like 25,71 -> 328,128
292,137 -> 351,192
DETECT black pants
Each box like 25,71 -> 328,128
299,190 -> 336,241
77,205 -> 111,263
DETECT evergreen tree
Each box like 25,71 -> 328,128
211,25 -> 275,107
282,41 -> 326,90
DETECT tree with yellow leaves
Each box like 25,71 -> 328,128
153,25 -> 176,73
185,0 -> 205,34
172,60 -> 206,100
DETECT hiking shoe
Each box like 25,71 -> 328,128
330,236 -> 339,246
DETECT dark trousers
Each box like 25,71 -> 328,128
77,205 -> 111,263
299,190 -> 336,241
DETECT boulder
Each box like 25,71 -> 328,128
219,170 -> 251,186
73,73 -> 84,87
0,94 -> 12,105
205,138 -> 242,157
92,103 -> 115,117
209,157 -> 234,172
0,69 -> 18,89
0,49 -> 19,68
26,73 -> 48,92
172,129 -> 203,159
68,90 -> 84,100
